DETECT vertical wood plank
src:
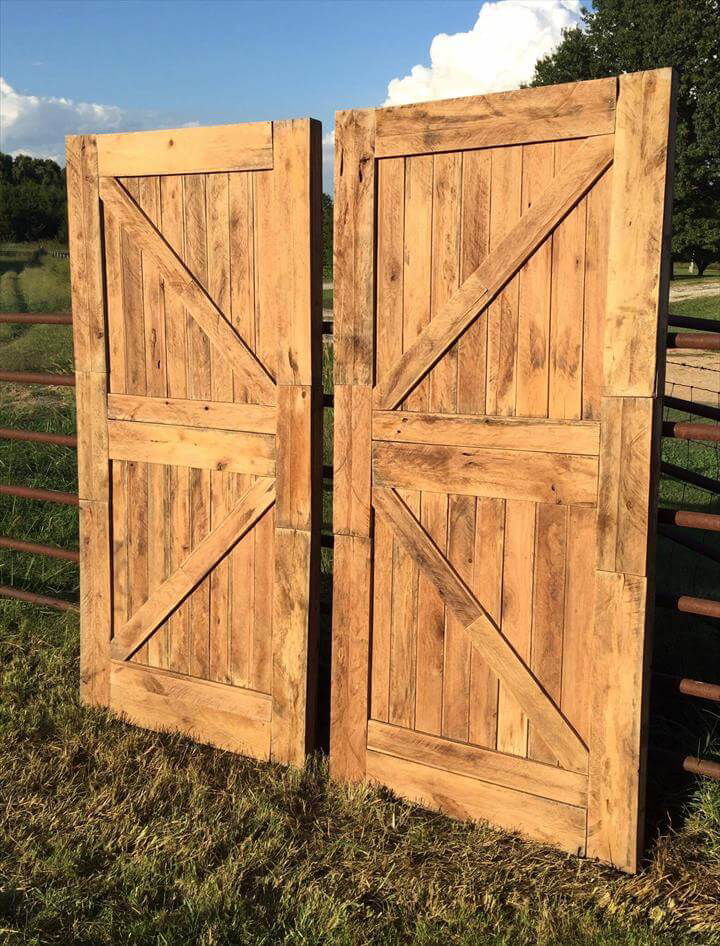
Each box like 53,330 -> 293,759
331,109 -> 375,779
561,505 -> 596,747
389,491 -> 420,729
229,172 -> 257,402
442,494 -> 475,741
183,174 -> 211,676
497,499 -> 535,756
402,155 -> 432,411
516,142 -> 554,417
458,149 -> 491,415
587,571 -> 649,871
528,503 -> 567,764
582,168 -> 611,419
230,473 -> 254,687
603,69 -> 676,397
415,491 -> 447,735
469,498 -> 503,748
334,108 -> 375,387
486,145 -> 522,416
429,152 -> 461,414
549,140 -> 586,420
67,134 -> 111,705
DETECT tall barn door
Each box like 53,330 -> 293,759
68,120 -> 323,766
330,71 -> 676,871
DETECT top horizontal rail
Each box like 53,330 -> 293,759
0,312 -> 72,325
667,313 -> 720,333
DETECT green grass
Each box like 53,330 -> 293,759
1,244 -> 720,943
671,261 -> 720,285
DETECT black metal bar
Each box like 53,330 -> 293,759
663,396 -> 720,423
322,320 -> 334,335
658,526 -> 720,565
661,462 -> 720,495
323,393 -> 334,409
667,313 -> 720,333
320,534 -> 334,549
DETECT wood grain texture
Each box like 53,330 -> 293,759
110,661 -> 271,758
330,75 -> 673,869
77,120 -> 321,764
375,77 -> 616,157
373,441 -> 598,505
366,750 -> 586,855
67,134 -> 111,706
603,69 -> 676,396
97,122 -> 273,176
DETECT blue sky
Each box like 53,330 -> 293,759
0,0 -> 583,189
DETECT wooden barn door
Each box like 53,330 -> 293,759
68,120 -> 322,765
330,71 -> 675,871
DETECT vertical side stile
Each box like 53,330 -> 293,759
67,134 -> 111,706
588,67 -> 676,872
271,119 -> 322,765
330,108 -> 376,781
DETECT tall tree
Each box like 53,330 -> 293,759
532,0 -> 720,275
0,153 -> 67,243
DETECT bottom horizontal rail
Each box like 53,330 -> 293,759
0,585 -> 78,612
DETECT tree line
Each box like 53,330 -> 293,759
0,153 -> 68,243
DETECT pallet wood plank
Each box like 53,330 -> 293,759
603,69 -> 676,396
374,77 -> 616,157
373,441 -> 598,506
96,122 -> 273,176
366,750 -> 586,854
372,411 -> 600,455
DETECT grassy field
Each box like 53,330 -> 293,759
1,244 -> 719,944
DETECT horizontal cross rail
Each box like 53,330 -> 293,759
656,592 -> 720,619
654,673 -> 720,703
0,370 -> 75,387
0,535 -> 79,562
661,462 -> 720,495
663,421 -> 720,443
667,331 -> 720,350
0,312 -> 72,325
663,396 -> 720,423
667,313 -> 720,333
0,483 -> 79,506
659,508 -> 720,531
0,585 -> 78,612
0,427 -> 77,448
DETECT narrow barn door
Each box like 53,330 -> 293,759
68,120 -> 323,766
330,71 -> 676,871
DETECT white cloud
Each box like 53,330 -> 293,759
0,77 -> 195,164
384,1 -> 582,106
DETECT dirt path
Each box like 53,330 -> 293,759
669,280 -> 720,302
